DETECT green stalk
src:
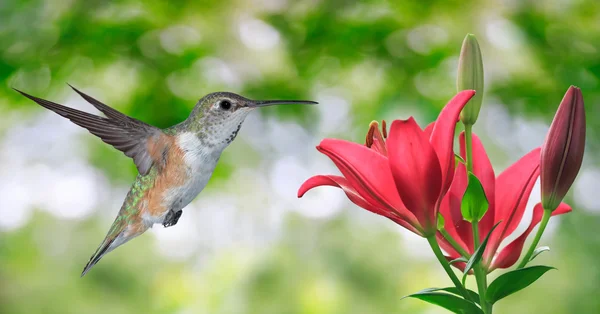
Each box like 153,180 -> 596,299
464,124 -> 491,313
464,124 -> 474,172
471,223 -> 491,313
426,236 -> 473,302
517,209 -> 552,269
440,228 -> 471,258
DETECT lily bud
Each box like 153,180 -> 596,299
541,86 -> 586,211
457,34 -> 484,125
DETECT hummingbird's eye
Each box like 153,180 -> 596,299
219,100 -> 232,110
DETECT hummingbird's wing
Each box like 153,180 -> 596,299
15,87 -> 168,176
67,84 -> 142,124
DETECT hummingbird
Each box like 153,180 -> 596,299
14,85 -> 316,276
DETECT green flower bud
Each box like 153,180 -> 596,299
457,34 -> 484,125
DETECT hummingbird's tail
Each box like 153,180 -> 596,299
81,217 -> 148,277
81,236 -> 117,277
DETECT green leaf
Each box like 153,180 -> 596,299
461,172 -> 489,222
403,289 -> 483,314
437,213 -> 446,231
529,246 -> 550,263
486,266 -> 555,304
463,222 -> 500,275
455,153 -> 466,164
419,287 -> 481,305
450,257 -> 468,265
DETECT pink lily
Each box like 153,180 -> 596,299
298,91 -> 476,237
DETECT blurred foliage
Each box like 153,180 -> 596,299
1,0 -> 599,313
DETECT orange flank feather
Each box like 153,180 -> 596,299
142,135 -> 189,218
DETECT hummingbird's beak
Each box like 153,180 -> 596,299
247,99 -> 318,108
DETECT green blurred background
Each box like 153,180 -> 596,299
0,0 -> 598,313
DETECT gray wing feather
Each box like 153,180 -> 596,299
15,88 -> 162,175
67,84 -> 136,124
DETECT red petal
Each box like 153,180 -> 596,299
298,175 -> 423,236
317,139 -> 420,228
551,202 -> 573,216
424,122 -> 435,138
485,148 -> 541,261
298,175 -> 379,211
440,232 -> 474,274
387,118 -> 442,233
444,151 -> 475,253
436,231 -> 468,265
439,180 -> 471,253
387,214 -> 424,236
437,233 -> 460,258
430,90 -> 476,194
490,202 -> 572,270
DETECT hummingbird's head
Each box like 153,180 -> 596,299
189,92 -> 316,147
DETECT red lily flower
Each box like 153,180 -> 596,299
298,91 -> 476,237
437,133 -> 572,272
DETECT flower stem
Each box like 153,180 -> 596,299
471,220 -> 481,251
471,222 -> 491,314
464,124 -> 474,173
517,209 -> 552,269
464,123 -> 491,313
440,229 -> 471,258
426,236 -> 472,302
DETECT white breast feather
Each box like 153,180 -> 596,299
161,132 -> 221,213
178,131 -> 206,167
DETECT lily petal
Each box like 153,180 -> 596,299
298,175 -> 423,236
388,118 -> 442,233
298,175 -> 380,212
437,234 -> 460,258
424,121 -> 435,138
485,148 -> 541,261
437,229 -> 468,268
440,170 -> 473,253
490,202 -> 572,270
317,139 -> 420,227
387,214 -> 424,236
430,90 -> 476,193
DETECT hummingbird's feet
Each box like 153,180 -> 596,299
163,210 -> 183,228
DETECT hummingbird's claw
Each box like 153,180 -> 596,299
163,210 -> 183,228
